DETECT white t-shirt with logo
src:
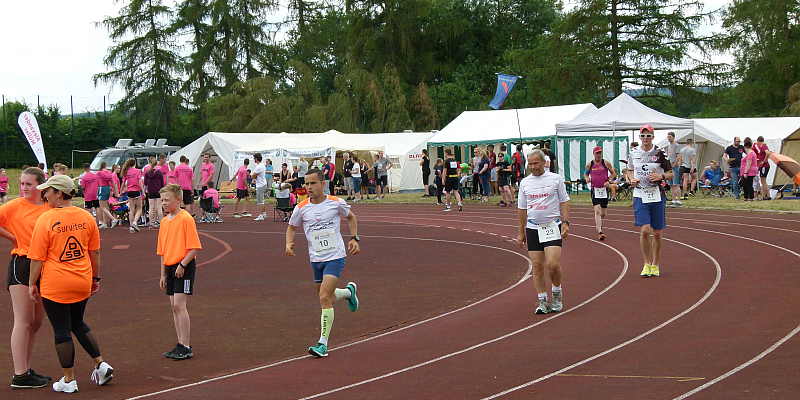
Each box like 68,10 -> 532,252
253,163 -> 267,188
628,145 -> 670,198
517,171 -> 570,228
288,195 -> 351,262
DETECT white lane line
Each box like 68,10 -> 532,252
297,235 -> 628,400
481,231 -> 722,399
126,236 -> 532,400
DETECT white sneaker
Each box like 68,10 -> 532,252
131,222 -> 140,232
233,213 -> 241,218
91,361 -> 113,386
98,223 -> 108,229
53,377 -> 78,393
110,219 -> 120,228
254,214 -> 265,221
675,200 -> 682,206
129,227 -> 135,234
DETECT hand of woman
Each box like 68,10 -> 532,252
91,281 -> 100,295
29,285 -> 40,303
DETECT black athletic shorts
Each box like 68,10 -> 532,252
498,175 -> 509,187
127,191 -> 141,199
7,254 -> 34,290
236,189 -> 249,199
680,166 -> 694,176
525,225 -> 563,252
182,190 -> 194,205
444,177 -> 459,192
590,188 -> 609,208
378,175 -> 388,186
84,200 -> 100,209
759,165 -> 770,178
166,258 -> 196,296
147,192 -> 161,199
0,192 -> 6,197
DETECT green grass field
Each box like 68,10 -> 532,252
3,168 -> 799,214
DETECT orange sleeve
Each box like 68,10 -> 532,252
156,225 -> 166,256
0,200 -> 14,227
88,217 -> 100,251
183,214 -> 202,251
27,214 -> 50,262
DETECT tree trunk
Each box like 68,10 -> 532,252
610,0 -> 622,98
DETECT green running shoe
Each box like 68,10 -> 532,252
308,342 -> 328,357
346,282 -> 359,312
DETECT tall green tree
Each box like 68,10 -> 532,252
94,0 -> 184,136
173,0 -> 215,132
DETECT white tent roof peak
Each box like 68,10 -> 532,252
556,93 -> 694,133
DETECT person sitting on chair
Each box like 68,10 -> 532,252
199,181 -> 221,223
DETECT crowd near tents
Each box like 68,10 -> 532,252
165,94 -> 800,193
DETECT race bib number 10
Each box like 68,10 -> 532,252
310,229 -> 339,256
642,187 -> 661,203
537,221 -> 562,242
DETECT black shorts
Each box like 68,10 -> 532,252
444,177 -> 459,192
0,192 -> 6,197
127,191 -> 141,199
236,188 -> 249,199
759,165 -> 770,178
378,175 -> 388,186
147,192 -> 161,199
182,190 -> 194,205
7,254 -> 34,289
166,258 -> 196,296
526,225 -> 563,252
680,166 -> 694,176
84,200 -> 100,209
498,175 -> 509,187
590,189 -> 609,208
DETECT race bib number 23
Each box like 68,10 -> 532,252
537,221 -> 562,242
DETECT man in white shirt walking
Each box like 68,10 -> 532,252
251,153 -> 268,221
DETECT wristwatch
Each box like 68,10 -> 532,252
661,174 -> 666,181
350,235 -> 360,242
92,277 -> 101,282
562,221 -> 570,226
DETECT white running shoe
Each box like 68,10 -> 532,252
254,214 -> 265,221
90,362 -> 113,386
233,213 -> 241,218
98,223 -> 108,229
129,227 -> 135,234
131,222 -> 140,232
53,377 -> 78,393
110,219 -> 119,228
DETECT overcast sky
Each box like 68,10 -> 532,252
0,0 -> 731,114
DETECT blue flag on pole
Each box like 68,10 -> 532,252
488,74 -> 518,110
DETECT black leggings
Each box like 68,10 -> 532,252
436,183 -> 444,203
741,176 -> 754,200
472,174 -> 480,196
42,297 -> 101,368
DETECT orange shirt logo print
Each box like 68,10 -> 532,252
59,236 -> 86,262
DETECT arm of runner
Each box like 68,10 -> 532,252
517,208 -> 527,249
285,224 -> 297,256
175,249 -> 199,279
345,211 -> 359,254
89,249 -> 101,295
160,256 -> 167,290
28,259 -> 43,302
0,226 -> 17,249
560,201 -> 570,238
583,162 -> 591,184
605,161 -> 616,188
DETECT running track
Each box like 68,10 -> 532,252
2,203 -> 799,399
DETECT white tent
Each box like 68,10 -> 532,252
779,122 -> 800,186
364,132 -> 436,193
656,117 -> 800,186
168,132 -> 279,187
556,93 -> 694,180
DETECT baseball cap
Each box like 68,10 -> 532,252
36,175 -> 77,195
639,124 -> 654,133
593,146 -> 603,154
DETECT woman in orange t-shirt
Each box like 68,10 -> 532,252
0,167 -> 50,388
27,175 -> 113,393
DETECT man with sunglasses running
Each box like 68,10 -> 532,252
626,124 -> 673,278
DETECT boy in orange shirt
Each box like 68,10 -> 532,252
157,184 -> 202,360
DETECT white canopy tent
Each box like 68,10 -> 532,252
556,93 -> 694,180
656,117 -> 800,186
168,132 -> 280,187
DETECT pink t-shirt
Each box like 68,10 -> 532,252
97,170 -> 113,187
203,188 -> 220,209
742,151 -> 759,177
236,166 -> 248,190
159,163 -> 170,185
0,176 -> 8,192
142,164 -> 151,175
168,169 -> 177,185
200,162 -> 215,187
82,172 -> 99,201
111,174 -> 121,193
125,168 -> 143,192
175,164 -> 194,190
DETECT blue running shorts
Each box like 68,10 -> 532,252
633,196 -> 667,230
311,257 -> 346,283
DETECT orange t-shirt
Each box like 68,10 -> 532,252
157,210 -> 202,266
28,207 -> 100,304
0,198 -> 50,256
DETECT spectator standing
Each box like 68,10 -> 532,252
0,168 -> 8,204
158,154 -> 170,185
174,156 -> 195,217
741,139 -> 758,201
377,151 -> 393,199
680,139 -> 697,199
723,137 -> 745,199
96,162 -> 120,229
517,150 -> 570,314
665,132 -> 683,206
264,159 -> 274,197
351,156 -> 362,202
420,149 -> 431,197
197,153 -> 215,192
360,159 -> 371,200
488,144 -> 498,196
543,141 -> 557,174
251,153 -> 268,221
320,157 -> 332,196
0,167 -> 50,389
229,159 -> 251,218
511,144 -> 526,191
28,175 -> 113,393
167,161 -> 177,184
297,156 -> 309,186
478,150 -> 491,202
433,158 -> 444,205
471,148 -> 482,200
496,147 -> 513,206
443,149 -> 463,211
342,153 -> 355,200
369,155 -> 384,200
753,136 -> 771,200
80,164 -> 100,226
122,158 -> 145,233
144,157 -> 165,228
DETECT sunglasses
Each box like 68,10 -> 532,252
640,133 -> 654,138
